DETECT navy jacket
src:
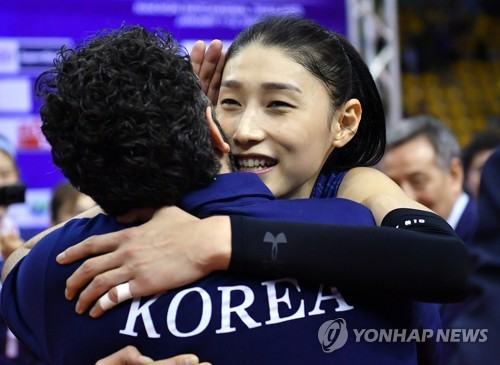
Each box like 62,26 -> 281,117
1,173 -> 441,365
454,197 -> 478,244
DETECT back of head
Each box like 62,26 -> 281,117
226,15 -> 386,170
462,129 -> 500,174
36,26 -> 220,216
386,115 -> 460,171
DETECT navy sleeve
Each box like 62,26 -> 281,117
229,209 -> 470,302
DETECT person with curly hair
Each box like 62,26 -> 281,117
0,23 -> 453,364
38,27 -> 222,217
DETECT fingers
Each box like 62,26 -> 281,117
74,265 -> 132,315
60,206 -> 208,318
98,282 -> 133,311
58,228 -> 141,302
190,40 -> 207,76
95,345 -> 150,365
63,246 -> 121,301
157,356 -> 211,365
192,39 -> 224,105
57,230 -> 128,264
89,282 -> 135,318
95,345 -> 208,365
206,50 -> 225,106
145,354 -> 209,365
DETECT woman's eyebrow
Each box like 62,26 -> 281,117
262,82 -> 302,93
220,80 -> 241,89
220,80 -> 302,94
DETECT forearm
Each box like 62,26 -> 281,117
228,209 -> 470,302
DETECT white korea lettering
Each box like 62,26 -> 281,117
119,295 -> 161,338
262,278 -> 305,325
167,287 -> 212,337
216,285 -> 262,334
119,279 -> 354,339
309,285 -> 355,315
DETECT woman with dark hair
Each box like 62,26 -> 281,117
224,16 -> 386,173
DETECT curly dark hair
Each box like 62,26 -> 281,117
36,25 -> 220,216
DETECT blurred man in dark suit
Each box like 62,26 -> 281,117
380,115 -> 478,243
379,115 -> 479,362
450,147 -> 500,365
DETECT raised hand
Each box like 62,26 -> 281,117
190,39 -> 226,105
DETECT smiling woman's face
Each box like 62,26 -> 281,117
216,43 -> 341,199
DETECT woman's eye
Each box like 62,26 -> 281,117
220,98 -> 240,107
268,101 -> 294,108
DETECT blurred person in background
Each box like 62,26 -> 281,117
451,147 -> 500,365
50,181 -> 95,226
0,134 -> 43,365
379,115 -> 479,364
379,114 -> 478,243
461,129 -> 500,202
0,135 -> 24,260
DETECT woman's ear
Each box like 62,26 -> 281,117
332,98 -> 362,148
205,106 -> 230,155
